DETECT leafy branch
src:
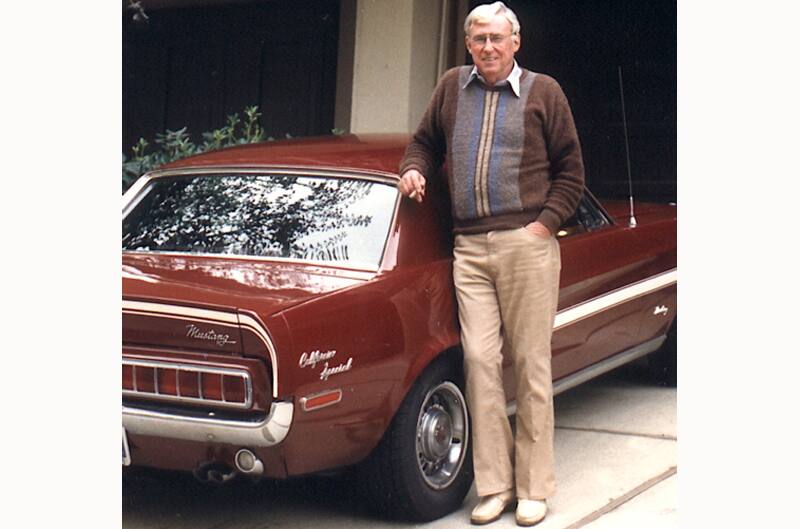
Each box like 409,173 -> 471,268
122,105 -> 267,192
122,106 -> 349,193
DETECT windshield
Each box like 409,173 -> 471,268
122,173 -> 398,269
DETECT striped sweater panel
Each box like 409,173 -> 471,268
401,66 -> 585,235
451,67 -> 535,222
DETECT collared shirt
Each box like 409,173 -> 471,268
462,60 -> 522,97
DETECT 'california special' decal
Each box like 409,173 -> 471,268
299,350 -> 353,380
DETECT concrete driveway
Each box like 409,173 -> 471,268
122,359 -> 677,529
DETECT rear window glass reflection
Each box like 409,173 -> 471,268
122,174 -> 397,268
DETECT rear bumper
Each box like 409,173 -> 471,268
122,401 -> 294,447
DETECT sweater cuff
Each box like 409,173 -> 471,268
535,209 -> 562,235
398,162 -> 425,177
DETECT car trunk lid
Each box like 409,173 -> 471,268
122,252 -> 368,354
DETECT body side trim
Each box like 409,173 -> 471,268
238,313 -> 280,399
554,269 -> 677,331
505,335 -> 667,416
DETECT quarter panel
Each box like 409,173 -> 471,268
276,263 -> 459,475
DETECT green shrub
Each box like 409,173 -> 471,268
122,106 -> 267,192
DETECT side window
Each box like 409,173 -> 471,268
556,194 -> 610,239
576,195 -> 609,231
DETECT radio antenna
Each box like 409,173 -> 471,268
618,66 -> 637,228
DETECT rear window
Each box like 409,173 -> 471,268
122,174 -> 397,269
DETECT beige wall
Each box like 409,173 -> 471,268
336,0 -> 467,134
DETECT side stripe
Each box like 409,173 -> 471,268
554,269 -> 677,330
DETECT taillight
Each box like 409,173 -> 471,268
178,370 -> 200,398
136,366 -> 156,393
223,376 -> 246,403
122,358 -> 253,409
201,373 -> 223,400
157,368 -> 178,396
122,364 -> 134,391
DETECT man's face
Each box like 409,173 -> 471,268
465,15 -> 520,85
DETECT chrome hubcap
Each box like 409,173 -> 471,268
420,405 -> 453,460
415,381 -> 468,490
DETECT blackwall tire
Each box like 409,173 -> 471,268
649,319 -> 677,386
358,355 -> 473,522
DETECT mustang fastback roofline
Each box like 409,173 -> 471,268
122,401 -> 294,447
146,165 -> 399,181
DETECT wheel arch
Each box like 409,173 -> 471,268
357,344 -> 473,521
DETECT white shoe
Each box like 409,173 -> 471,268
470,489 -> 515,525
515,499 -> 547,526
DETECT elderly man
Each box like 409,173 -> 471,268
398,2 -> 584,525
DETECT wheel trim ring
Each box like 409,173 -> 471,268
415,381 -> 469,490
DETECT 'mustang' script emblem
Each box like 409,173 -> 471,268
186,324 -> 237,347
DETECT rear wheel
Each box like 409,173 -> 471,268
358,355 -> 473,521
649,319 -> 677,386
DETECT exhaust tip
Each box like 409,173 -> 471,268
235,449 -> 264,476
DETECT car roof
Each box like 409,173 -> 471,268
163,133 -> 411,176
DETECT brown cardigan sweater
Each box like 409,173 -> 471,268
400,66 -> 585,235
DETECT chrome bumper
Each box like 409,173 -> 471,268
122,401 -> 294,447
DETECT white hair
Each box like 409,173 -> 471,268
463,1 -> 521,35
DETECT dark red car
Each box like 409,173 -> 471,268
122,133 -> 676,521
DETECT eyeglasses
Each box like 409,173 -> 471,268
469,33 -> 516,46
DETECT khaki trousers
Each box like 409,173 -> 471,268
453,227 -> 560,500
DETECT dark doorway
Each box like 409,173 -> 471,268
123,0 -> 340,155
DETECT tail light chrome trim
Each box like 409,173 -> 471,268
122,300 -> 280,398
123,358 -> 253,409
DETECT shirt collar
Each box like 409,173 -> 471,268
463,61 -> 522,97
